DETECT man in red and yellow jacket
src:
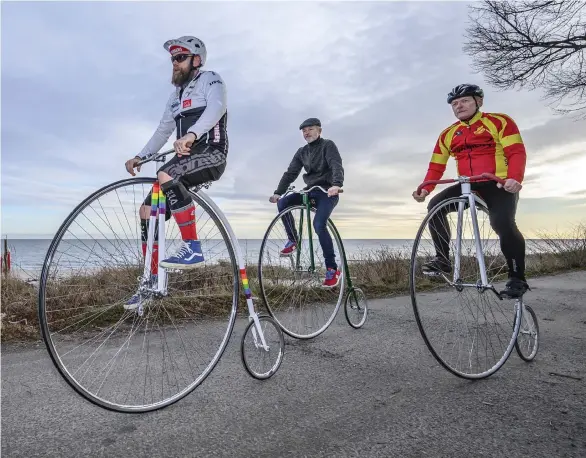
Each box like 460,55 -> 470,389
412,84 -> 529,298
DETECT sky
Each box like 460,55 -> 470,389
1,0 -> 585,240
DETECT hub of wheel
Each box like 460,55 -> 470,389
455,279 -> 464,292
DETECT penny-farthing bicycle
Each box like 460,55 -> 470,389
257,185 -> 368,340
410,173 -> 539,380
38,149 -> 285,413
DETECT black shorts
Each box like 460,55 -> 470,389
158,143 -> 226,186
142,142 -> 226,210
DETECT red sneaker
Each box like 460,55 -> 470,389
322,268 -> 341,288
280,240 -> 297,256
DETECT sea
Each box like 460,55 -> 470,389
1,237 -> 570,281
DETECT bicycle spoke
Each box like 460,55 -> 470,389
259,205 -> 345,339
39,178 -> 239,412
411,197 -> 520,379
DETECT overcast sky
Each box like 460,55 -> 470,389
2,0 -> 585,239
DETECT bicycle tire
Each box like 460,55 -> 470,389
515,304 -> 539,362
344,287 -> 368,329
240,314 -> 285,379
410,196 -> 521,379
38,177 -> 239,413
258,205 -> 345,339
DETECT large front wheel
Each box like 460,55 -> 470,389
410,196 -> 521,379
258,205 -> 345,339
38,177 -> 239,412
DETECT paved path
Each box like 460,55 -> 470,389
2,271 -> 585,457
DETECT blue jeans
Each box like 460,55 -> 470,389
277,190 -> 339,270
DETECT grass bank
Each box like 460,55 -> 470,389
2,224 -> 585,342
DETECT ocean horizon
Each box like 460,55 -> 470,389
1,237 -> 577,280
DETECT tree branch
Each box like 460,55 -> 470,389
463,0 -> 586,117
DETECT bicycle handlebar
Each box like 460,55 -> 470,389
136,148 -> 176,166
282,185 -> 344,197
416,173 -> 506,194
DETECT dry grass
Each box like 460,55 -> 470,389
2,223 -> 585,342
1,276 -> 39,341
525,224 -> 586,274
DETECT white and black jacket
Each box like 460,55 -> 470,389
138,70 -> 228,159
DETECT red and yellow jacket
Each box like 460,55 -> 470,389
422,111 -> 527,192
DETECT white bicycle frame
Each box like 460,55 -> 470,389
446,176 -> 524,314
138,152 -> 270,351
142,181 -> 168,296
453,179 -> 490,288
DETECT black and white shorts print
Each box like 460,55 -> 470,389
158,143 -> 226,188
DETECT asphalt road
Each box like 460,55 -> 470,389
2,271 -> 585,457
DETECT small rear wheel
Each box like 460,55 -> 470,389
241,315 -> 285,380
515,304 -> 539,362
344,287 -> 368,329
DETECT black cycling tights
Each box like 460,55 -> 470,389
427,182 -> 526,280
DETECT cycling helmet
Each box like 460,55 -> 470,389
164,36 -> 207,67
447,84 -> 484,104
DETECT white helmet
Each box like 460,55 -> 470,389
163,36 -> 207,67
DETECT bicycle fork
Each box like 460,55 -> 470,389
241,268 -> 270,351
291,196 -> 316,272
451,182 -> 492,294
305,196 -> 315,272
143,181 -> 168,296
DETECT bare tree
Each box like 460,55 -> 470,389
464,1 -> 586,117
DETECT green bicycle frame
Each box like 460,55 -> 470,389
293,192 -> 354,291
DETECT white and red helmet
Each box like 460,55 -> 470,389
163,36 -> 207,67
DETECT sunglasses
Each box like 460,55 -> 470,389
171,54 -> 193,63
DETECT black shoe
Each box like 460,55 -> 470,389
500,277 -> 530,299
422,256 -> 452,274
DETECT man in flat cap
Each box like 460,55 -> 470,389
269,118 -> 345,288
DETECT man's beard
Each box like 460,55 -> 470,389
172,67 -> 193,87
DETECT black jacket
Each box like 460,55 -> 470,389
274,137 -> 344,195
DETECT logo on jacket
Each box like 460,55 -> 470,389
183,99 -> 192,109
474,126 -> 486,135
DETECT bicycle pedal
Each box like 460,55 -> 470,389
165,268 -> 185,274
422,270 -> 442,277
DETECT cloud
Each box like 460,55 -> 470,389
568,189 -> 586,197
2,1 -> 585,240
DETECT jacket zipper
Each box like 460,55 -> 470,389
176,72 -> 203,139
178,87 -> 184,138
464,124 -> 473,176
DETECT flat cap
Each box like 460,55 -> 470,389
299,117 -> 321,129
